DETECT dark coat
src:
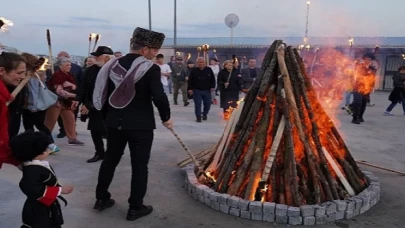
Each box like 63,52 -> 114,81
78,65 -> 105,130
217,68 -> 243,109
241,67 -> 261,90
20,164 -> 64,228
103,54 -> 171,130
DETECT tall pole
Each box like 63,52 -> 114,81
174,0 -> 177,55
148,0 -> 152,30
304,1 -> 310,44
231,27 -> 234,46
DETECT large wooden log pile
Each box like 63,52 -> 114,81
200,40 -> 368,206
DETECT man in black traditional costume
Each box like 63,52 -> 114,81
92,27 -> 172,221
77,46 -> 113,163
10,131 -> 73,228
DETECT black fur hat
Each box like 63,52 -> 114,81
130,27 -> 165,49
10,131 -> 52,162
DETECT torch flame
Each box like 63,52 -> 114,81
90,33 -> 97,39
206,172 -> 217,183
348,37 -> 354,46
306,1 -> 311,4
0,17 -> 14,32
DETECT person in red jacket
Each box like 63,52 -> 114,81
0,51 -> 27,169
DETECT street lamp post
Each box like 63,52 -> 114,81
148,0 -> 152,30
174,0 -> 177,55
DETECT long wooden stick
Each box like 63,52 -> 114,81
169,128 -> 207,178
356,160 -> 405,176
6,75 -> 31,106
46,29 -> 54,74
322,147 -> 355,196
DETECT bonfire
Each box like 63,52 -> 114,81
195,40 -> 367,207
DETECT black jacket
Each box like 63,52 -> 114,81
103,54 -> 170,130
241,67 -> 261,90
188,67 -> 216,91
217,68 -> 243,92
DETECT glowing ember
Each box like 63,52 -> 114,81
38,58 -> 49,71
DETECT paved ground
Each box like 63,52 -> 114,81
0,91 -> 404,228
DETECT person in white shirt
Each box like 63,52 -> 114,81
209,58 -> 220,104
156,54 -> 172,94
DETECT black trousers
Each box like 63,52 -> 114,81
90,129 -> 105,155
96,128 -> 154,208
352,92 -> 369,120
8,112 -> 21,139
22,110 -> 54,143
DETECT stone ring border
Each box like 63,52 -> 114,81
181,165 -> 380,225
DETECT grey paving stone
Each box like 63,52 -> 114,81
353,198 -> 363,209
238,199 -> 250,211
263,213 -> 275,222
303,216 -> 316,226
275,215 -> 288,224
360,204 -> 370,214
345,211 -> 354,219
315,205 -> 326,216
326,213 -> 336,222
316,215 -> 327,225
288,207 -> 301,217
353,206 -> 361,216
229,207 -> 241,217
198,195 -> 205,203
228,196 -> 240,208
324,202 -> 337,215
275,204 -> 288,216
288,216 -> 303,225
220,204 -> 230,214
205,197 -> 211,206
263,202 -> 276,214
195,185 -> 208,196
202,188 -> 215,198
241,210 -> 251,219
249,201 -> 263,213
218,194 -> 230,205
334,200 -> 347,211
192,191 -> 198,200
336,211 -> 345,220
209,192 -> 221,202
347,200 -> 356,211
300,205 -> 315,217
211,201 -> 220,210
251,213 -> 263,221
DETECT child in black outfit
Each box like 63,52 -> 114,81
10,131 -> 73,228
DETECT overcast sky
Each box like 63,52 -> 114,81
0,0 -> 402,55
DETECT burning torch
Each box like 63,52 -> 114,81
0,17 -> 13,32
197,46 -> 202,59
92,34 -> 101,52
46,29 -> 55,74
202,44 -> 210,64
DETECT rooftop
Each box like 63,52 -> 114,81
162,37 -> 405,48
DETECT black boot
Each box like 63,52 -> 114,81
87,152 -> 104,163
202,115 -> 207,121
196,117 -> 202,122
184,101 -> 190,106
127,205 -> 153,221
93,199 -> 115,211
359,117 -> 365,122
352,118 -> 361,124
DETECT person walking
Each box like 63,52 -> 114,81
217,60 -> 243,119
92,27 -> 172,221
384,66 -> 405,116
78,46 -> 113,163
171,56 -> 189,106
188,57 -> 216,122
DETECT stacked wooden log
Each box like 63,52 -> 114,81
198,40 -> 368,206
